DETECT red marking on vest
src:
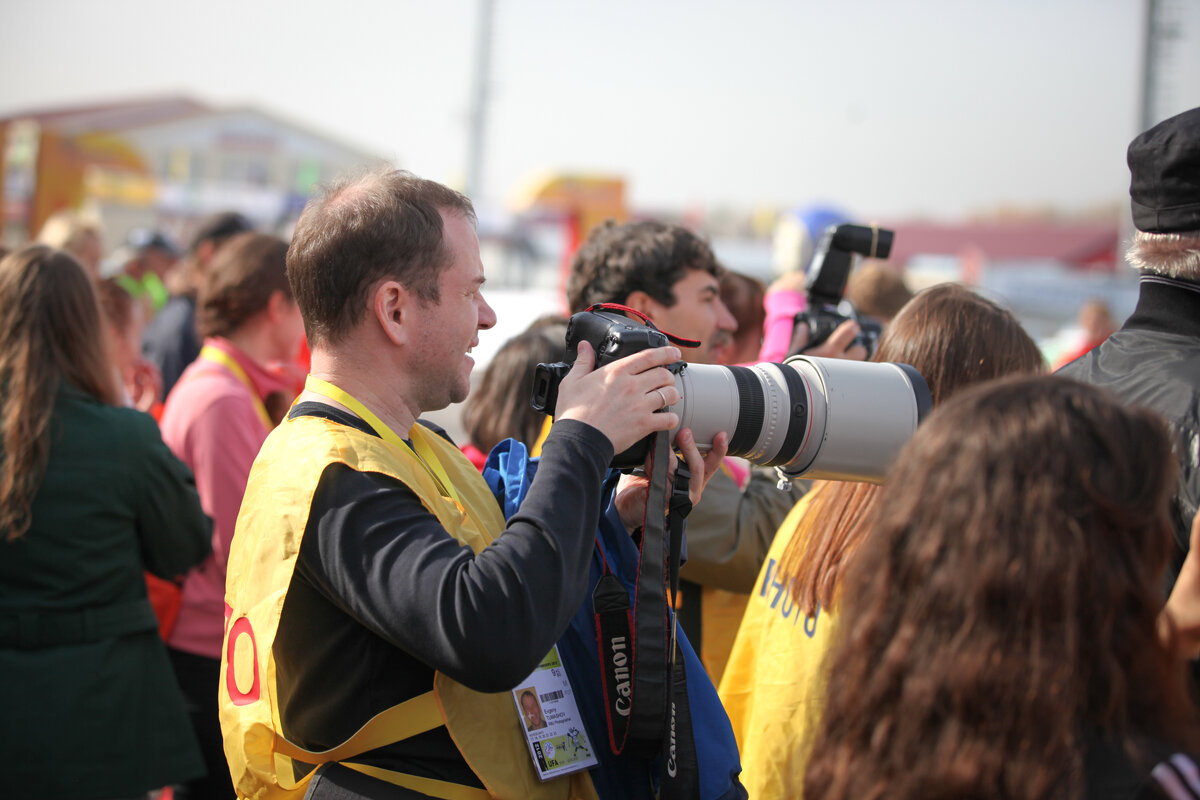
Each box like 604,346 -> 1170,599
225,616 -> 261,705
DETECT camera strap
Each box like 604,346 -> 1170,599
593,430 -> 671,757
593,431 -> 700,798
661,457 -> 700,800
584,303 -> 702,349
627,430 -> 673,753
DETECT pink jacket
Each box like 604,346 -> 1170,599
758,288 -> 806,364
159,337 -> 292,659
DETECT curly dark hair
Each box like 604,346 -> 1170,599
803,375 -> 1200,800
565,220 -> 723,313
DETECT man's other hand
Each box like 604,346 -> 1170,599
789,318 -> 869,361
613,429 -> 729,534
1162,511 -> 1200,659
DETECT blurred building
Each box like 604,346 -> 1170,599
0,95 -> 383,251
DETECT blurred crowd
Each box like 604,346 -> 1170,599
1,105 -> 1199,800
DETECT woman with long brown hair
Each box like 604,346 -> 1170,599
805,376 -> 1200,800
718,283 -> 1044,799
0,245 -> 211,799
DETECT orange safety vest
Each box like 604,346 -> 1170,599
219,413 -> 597,800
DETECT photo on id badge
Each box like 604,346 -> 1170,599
518,687 -> 548,731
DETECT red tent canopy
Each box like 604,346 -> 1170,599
885,221 -> 1121,272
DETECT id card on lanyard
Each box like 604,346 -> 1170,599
512,646 -> 599,781
303,375 -> 462,507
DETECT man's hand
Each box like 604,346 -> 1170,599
555,341 -> 684,455
613,430 -> 729,534
789,318 -> 868,361
127,359 -> 163,413
1161,512 -> 1200,659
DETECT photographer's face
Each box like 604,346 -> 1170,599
407,211 -> 496,410
630,269 -> 736,365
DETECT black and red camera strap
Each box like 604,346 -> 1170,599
593,429 -> 700,798
584,303 -> 702,349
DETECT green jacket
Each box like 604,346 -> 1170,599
0,385 -> 212,799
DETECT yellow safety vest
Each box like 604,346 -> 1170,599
219,412 -> 598,800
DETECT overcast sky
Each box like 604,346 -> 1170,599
2,0 -> 1198,222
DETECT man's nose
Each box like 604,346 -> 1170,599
478,293 -> 497,330
717,300 -> 738,333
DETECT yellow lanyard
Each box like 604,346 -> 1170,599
304,375 -> 461,505
199,344 -> 273,430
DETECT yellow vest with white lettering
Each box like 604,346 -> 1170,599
219,414 -> 598,800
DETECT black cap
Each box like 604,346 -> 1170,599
188,211 -> 254,254
1128,106 -> 1200,233
126,228 -> 181,257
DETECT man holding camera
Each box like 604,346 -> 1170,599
218,169 -> 718,799
567,220 -> 807,681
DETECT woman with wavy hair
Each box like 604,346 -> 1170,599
0,245 -> 211,799
718,283 -> 1044,798
804,375 -> 1200,800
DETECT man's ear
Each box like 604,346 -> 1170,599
265,290 -> 292,322
623,290 -> 664,320
371,279 -> 412,346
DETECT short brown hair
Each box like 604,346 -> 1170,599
286,168 -> 475,346
198,232 -> 291,339
844,260 -> 913,321
96,278 -> 135,335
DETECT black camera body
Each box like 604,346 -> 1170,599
532,309 -> 685,468
793,223 -> 894,358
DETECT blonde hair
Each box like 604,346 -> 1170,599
36,209 -> 102,256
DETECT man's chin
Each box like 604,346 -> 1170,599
447,377 -> 471,408
419,384 -> 470,415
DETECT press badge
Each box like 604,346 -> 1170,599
512,645 -> 598,780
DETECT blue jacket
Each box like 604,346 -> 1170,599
484,439 -> 746,800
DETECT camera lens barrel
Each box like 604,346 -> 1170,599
667,357 -> 930,484
726,367 -> 766,454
